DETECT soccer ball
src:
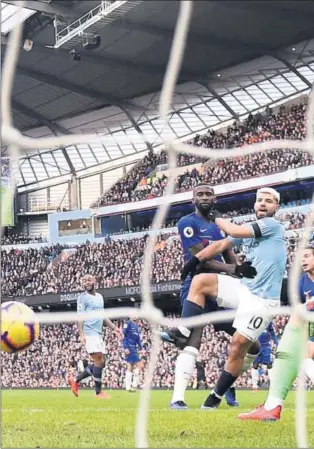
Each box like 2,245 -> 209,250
1,301 -> 40,353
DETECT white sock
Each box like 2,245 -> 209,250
240,353 -> 256,374
171,346 -> 199,404
251,368 -> 259,389
301,358 -> 314,382
264,395 -> 283,410
132,368 -> 140,389
125,370 -> 133,391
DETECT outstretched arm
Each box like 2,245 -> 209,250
188,242 -> 237,275
214,217 -> 255,239
196,238 -> 234,263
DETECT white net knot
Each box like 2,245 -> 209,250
140,305 -> 163,325
2,124 -> 22,146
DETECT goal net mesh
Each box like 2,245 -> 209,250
2,2 -> 314,447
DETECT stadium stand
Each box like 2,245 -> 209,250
1,210 -> 310,298
94,103 -> 312,206
1,315 -> 291,390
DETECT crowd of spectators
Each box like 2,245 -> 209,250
121,208 -> 309,236
1,157 -> 10,179
2,209 -> 311,298
1,233 -> 47,246
95,103 -> 312,206
2,314 -> 295,390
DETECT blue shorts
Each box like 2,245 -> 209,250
125,351 -> 140,364
309,337 -> 314,343
180,279 -> 235,337
254,346 -> 272,365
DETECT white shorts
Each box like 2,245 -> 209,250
85,335 -> 106,354
216,274 -> 278,342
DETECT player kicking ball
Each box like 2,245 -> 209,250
68,274 -> 122,399
238,246 -> 314,421
175,187 -> 287,410
161,183 -> 260,410
123,316 -> 143,392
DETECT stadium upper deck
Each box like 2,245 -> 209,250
1,0 -> 314,197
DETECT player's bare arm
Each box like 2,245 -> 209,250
214,217 -> 254,239
196,238 -> 234,263
181,238 -> 257,281
188,241 -> 238,275
77,321 -> 85,345
104,318 -> 123,338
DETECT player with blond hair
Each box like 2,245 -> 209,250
175,187 -> 286,410
68,274 -> 122,399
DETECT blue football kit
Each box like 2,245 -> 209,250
298,273 -> 314,342
254,322 -> 278,365
178,212 -> 235,335
123,319 -> 142,364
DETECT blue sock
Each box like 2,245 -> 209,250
181,300 -> 204,319
93,366 -> 103,395
76,364 -> 93,383
214,370 -> 238,398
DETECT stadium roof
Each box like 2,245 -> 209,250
1,0 -> 314,190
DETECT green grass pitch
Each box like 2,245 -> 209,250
2,390 -> 314,448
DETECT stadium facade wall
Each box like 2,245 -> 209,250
2,281 -> 182,307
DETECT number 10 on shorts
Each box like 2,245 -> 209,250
247,316 -> 263,330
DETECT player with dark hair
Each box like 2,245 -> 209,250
68,274 -> 122,399
251,322 -> 278,391
239,245 -> 314,421
174,187 -> 286,411
161,183 -> 259,410
123,316 -> 143,392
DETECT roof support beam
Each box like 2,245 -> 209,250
123,109 -> 153,151
2,0 -> 77,19
272,55 -> 313,88
16,65 -> 140,111
201,83 -> 239,120
12,99 -> 76,174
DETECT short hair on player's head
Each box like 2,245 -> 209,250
81,274 -> 95,282
256,187 -> 280,203
193,183 -> 215,193
305,245 -> 314,254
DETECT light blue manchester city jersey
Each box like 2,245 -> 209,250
77,291 -> 104,336
228,217 -> 286,300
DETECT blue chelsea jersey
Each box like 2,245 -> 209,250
177,212 -> 225,264
77,291 -> 104,336
123,320 -> 142,351
298,273 -> 314,309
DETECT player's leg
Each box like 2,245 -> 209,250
125,363 -> 133,392
169,281 -> 202,410
265,362 -> 273,385
86,335 -> 110,399
169,274 -> 242,346
251,361 -> 260,392
214,320 -> 259,406
91,352 -> 110,399
131,359 -> 143,391
170,326 -> 202,409
301,340 -> 314,383
238,310 -> 307,421
202,291 -> 271,410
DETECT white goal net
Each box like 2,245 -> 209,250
2,2 -> 314,447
